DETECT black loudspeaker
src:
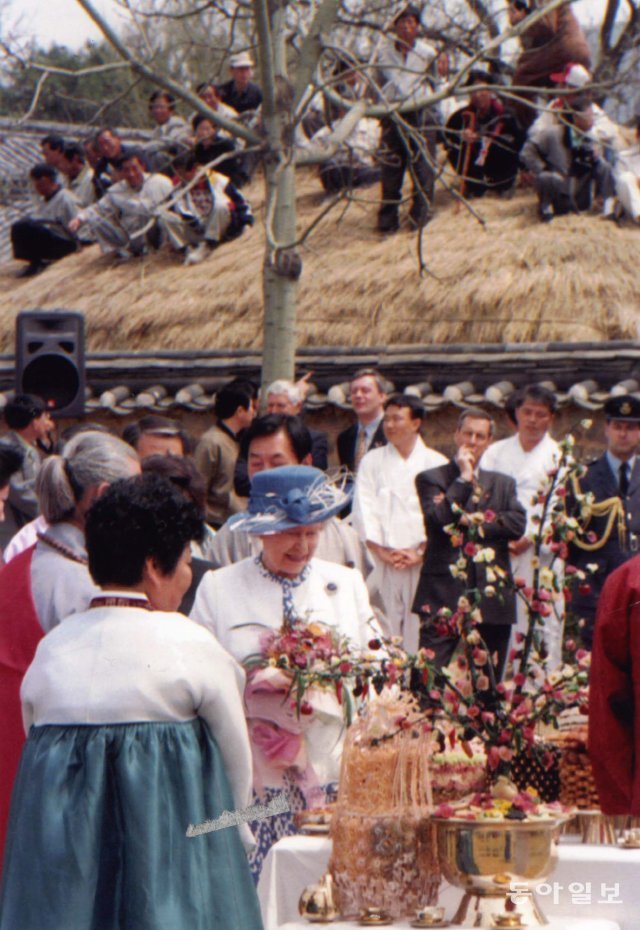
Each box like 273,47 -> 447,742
16,310 -> 86,417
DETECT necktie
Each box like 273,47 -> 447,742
619,462 -> 630,498
353,429 -> 367,472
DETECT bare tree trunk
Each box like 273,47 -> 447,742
262,161 -> 299,384
255,0 -> 303,386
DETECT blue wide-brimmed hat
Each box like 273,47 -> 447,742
230,465 -> 351,535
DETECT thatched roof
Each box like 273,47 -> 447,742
1,167 -> 639,353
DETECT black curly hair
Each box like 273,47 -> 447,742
85,473 -> 204,586
0,445 -> 23,488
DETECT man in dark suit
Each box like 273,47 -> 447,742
413,407 -> 526,680
569,394 -> 640,648
337,369 -> 388,473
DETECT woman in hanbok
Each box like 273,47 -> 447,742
0,473 -> 262,930
191,464 -> 380,877
0,429 -> 139,875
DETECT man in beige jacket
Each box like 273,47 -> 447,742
194,381 -> 255,528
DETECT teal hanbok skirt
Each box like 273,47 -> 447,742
0,719 -> 263,930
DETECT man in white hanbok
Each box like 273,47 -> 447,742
480,385 -> 563,669
352,395 -> 446,651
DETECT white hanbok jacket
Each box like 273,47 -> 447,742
22,598 -> 252,821
480,432 -> 561,539
352,438 -> 447,550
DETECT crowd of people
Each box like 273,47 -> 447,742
1,368 -> 640,919
10,53 -> 260,276
9,2 -> 640,276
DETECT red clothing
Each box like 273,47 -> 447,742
0,546 -> 42,873
589,555 -> 640,814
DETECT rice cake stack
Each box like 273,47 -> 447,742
551,729 -> 600,809
329,695 -> 440,919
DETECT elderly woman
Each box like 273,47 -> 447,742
0,430 -> 139,874
0,474 -> 262,930
191,464 -> 379,875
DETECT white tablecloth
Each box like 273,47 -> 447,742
257,835 -> 635,930
278,921 -> 618,930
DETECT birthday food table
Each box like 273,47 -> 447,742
246,441 -> 633,930
258,834 -> 634,930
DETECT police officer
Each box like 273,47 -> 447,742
570,394 -> 640,647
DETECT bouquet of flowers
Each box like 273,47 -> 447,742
245,618 -> 412,725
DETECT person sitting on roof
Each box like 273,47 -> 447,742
527,64 -> 624,167
144,90 -> 192,173
10,164 -> 82,277
82,135 -> 112,200
40,134 -> 66,171
614,116 -> 640,223
95,127 -> 150,183
192,114 -> 248,188
169,152 -> 253,265
303,97 -> 382,195
192,82 -> 239,138
216,53 -> 263,119
444,68 -> 526,198
67,152 -> 183,260
521,95 -> 616,222
59,142 -> 97,208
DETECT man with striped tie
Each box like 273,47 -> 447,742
337,369 -> 388,474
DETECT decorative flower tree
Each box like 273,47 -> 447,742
423,430 -> 592,800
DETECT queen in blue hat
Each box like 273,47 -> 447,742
191,465 -> 381,877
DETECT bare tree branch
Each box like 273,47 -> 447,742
292,0 -> 342,108
17,71 -> 50,123
74,0 -> 261,144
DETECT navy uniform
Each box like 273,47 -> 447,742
570,394 -> 640,647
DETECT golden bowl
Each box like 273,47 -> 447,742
432,817 -> 564,927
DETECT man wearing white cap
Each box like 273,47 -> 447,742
217,53 -> 263,114
527,63 -> 623,163
521,91 -> 616,222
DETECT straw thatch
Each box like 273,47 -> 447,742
1,167 -> 639,353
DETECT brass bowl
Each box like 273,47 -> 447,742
432,817 -> 564,927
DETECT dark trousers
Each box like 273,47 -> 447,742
448,142 -> 520,198
319,162 -> 381,194
11,219 -> 77,264
378,111 -> 436,231
536,160 -> 615,217
420,618 -> 512,683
